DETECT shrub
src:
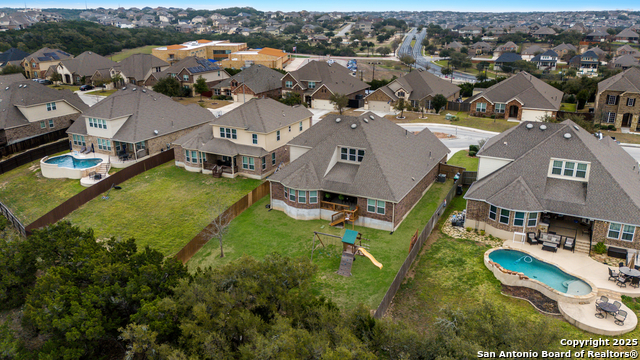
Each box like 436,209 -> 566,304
469,151 -> 477,157
593,124 -> 601,129
607,125 -> 616,130
394,65 -> 401,70
593,242 -> 607,254
466,227 -> 472,232
469,145 -> 479,152
480,230 -> 486,236
566,94 -> 576,103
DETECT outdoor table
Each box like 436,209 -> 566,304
596,302 -> 618,318
619,267 -> 640,278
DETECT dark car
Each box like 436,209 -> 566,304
80,85 -> 94,91
37,79 -> 52,85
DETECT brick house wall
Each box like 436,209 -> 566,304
365,89 -> 393,102
5,113 -> 78,144
232,84 -> 282,100
469,97 -> 496,118
313,87 -> 366,101
592,220 -> 640,250
174,144 -> 186,163
466,199 -> 542,233
393,155 -> 446,226
356,197 -> 394,223
271,182 -> 322,210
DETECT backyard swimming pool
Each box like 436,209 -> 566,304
40,154 -> 103,179
44,155 -> 102,169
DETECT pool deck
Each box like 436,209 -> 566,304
70,150 -> 151,169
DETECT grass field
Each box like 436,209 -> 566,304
434,60 -> 497,78
0,154 -> 85,224
48,85 -> 81,92
386,111 -> 518,133
560,103 -> 577,111
447,150 -> 479,171
108,45 -> 160,62
188,180 -> 455,309
65,163 -> 262,256
92,89 -> 117,96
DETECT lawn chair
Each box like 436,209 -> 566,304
608,268 -> 619,282
630,277 -> 640,289
619,262 -> 625,267
616,275 -> 628,288
595,305 -> 606,319
79,145 -> 87,153
613,301 -> 622,312
526,232 -> 538,245
595,295 -> 608,306
563,237 -> 574,252
614,310 -> 627,326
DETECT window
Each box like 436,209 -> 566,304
308,81 -> 316,89
622,225 -> 635,241
191,151 -> 200,163
367,199 -> 385,214
288,125 -> 291,132
475,102 -> 487,112
309,191 -> 318,204
48,119 -> 54,128
514,212 -> 525,227
46,102 -> 56,111
220,128 -> 237,139
289,187 -> 296,202
185,150 -> 190,162
89,118 -> 107,129
276,130 -> 280,141
340,147 -> 364,162
563,161 -> 575,176
40,121 -> 46,129
341,148 -> 348,160
489,205 -> 497,220
97,138 -> 112,151
627,98 -> 636,107
285,80 -> 293,88
607,112 -> 616,123
349,148 -> 356,161
242,156 -> 255,170
397,91 -> 405,97
607,95 -> 617,105
551,160 -> 563,175
183,74 -> 189,81
357,149 -> 364,162
271,152 -> 276,165
252,134 -> 258,144
550,159 -> 589,180
376,200 -> 385,214
527,212 -> 538,227
495,103 -> 505,113
298,190 -> 306,203
367,199 -> 376,213
608,223 -> 621,239
261,156 -> 266,170
299,121 -> 303,131
284,187 -> 289,199
576,163 -> 587,178
72,135 -> 86,146
499,209 -> 510,224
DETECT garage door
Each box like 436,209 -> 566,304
521,109 -> 550,122
312,99 -> 334,110
233,93 -> 254,102
367,101 -> 390,113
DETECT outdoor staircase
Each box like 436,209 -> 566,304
574,239 -> 591,254
330,206 -> 359,228
211,165 -> 223,178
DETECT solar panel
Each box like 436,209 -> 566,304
51,55 -> 60,60
37,56 -> 50,61
43,52 -> 56,57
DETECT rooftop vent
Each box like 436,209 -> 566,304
564,133 -> 572,139
573,125 -> 579,130
363,118 -> 369,123
132,87 -> 137,91
351,123 -> 357,129
369,115 -> 374,120
153,130 -> 159,135
526,123 -> 533,129
540,124 -> 547,131
122,86 -> 127,90
142,89 -> 146,93
4,87 -> 8,90
335,117 -> 341,123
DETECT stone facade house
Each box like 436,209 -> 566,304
469,41 -> 493,55
552,43 -> 578,59
173,98 -> 313,179
114,53 -> 170,86
21,47 -> 73,80
364,69 -> 460,113
494,41 -> 517,56
0,74 -> 87,146
493,52 -> 522,71
616,44 -> 639,57
467,71 -> 562,121
281,60 -> 369,109
532,27 -> 556,38
66,87 -> 213,162
53,51 -> 119,85
144,56 -> 230,91
594,67 -> 640,131
212,64 -> 283,102
268,112 -> 450,231
465,120 -> 640,254
615,28 -> 639,43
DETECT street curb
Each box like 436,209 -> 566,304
396,123 -> 500,135
620,143 -> 640,148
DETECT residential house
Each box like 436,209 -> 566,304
464,120 -> 640,254
0,76 -> 87,147
458,25 -> 483,37
311,34 -> 329,43
67,87 -> 212,162
467,71 -> 562,121
268,112 -> 450,231
0,48 -> 29,68
587,46 -> 607,60
282,60 -> 370,109
469,41 -> 493,55
264,26 -> 280,36
616,44 -> 639,57
494,52 -> 522,71
552,43 -> 577,59
594,67 -> 640,130
173,98 -> 313,179
445,41 -> 464,52
521,45 -> 544,60
21,47 -> 73,79
615,28 -> 639,43
145,56 -> 229,92
212,64 -> 283,102
569,50 -> 599,75
494,42 -> 517,56
53,51 -> 118,85
364,69 -> 460,113
531,50 -> 559,71
355,19 -> 373,33
114,53 -> 170,86
610,55 -> 640,70
586,29 -> 608,42
532,27 -> 556,39
301,24 -> 318,34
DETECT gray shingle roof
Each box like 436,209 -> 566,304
117,53 -> 169,82
368,69 -> 460,102
212,64 -> 282,94
58,51 -> 118,78
25,47 -> 73,63
66,87 -> 213,143
466,120 -> 640,226
495,52 -> 522,63
522,45 -> 543,55
286,61 -> 369,96
533,27 -> 556,35
0,48 -> 29,64
154,56 -> 222,80
269,112 -> 450,203
173,124 -> 269,157
468,72 -> 562,111
613,55 -> 640,68
617,28 -> 639,38
597,67 -> 640,94
212,98 -> 313,133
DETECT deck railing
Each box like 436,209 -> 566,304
320,200 -> 352,212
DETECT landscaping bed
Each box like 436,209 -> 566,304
502,285 -> 561,315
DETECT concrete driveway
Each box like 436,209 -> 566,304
208,101 -> 244,117
75,89 -> 107,107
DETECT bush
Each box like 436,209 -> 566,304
607,125 -> 616,130
466,227 -> 472,232
469,150 -> 477,157
469,145 -> 479,152
593,124 -> 601,129
393,65 -> 401,70
593,242 -> 607,254
480,230 -> 486,236
566,94 -> 576,103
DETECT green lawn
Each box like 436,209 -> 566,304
0,154 -> 85,224
447,150 -> 479,171
92,89 -> 117,96
434,60 -> 497,78
108,45 -> 160,62
189,180 -> 455,309
560,103 -> 577,112
390,193 -> 640,349
65,163 -> 262,256
47,84 -> 80,92
387,111 -> 519,133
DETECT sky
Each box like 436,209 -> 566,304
20,0 -> 628,13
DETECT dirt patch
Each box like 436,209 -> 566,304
357,61 -> 410,82
501,285 -> 561,315
171,97 -> 233,109
433,132 -> 456,139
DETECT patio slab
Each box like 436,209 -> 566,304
559,299 -> 637,336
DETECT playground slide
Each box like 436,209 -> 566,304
358,248 -> 383,269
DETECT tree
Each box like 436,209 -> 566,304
329,93 -> 349,115
576,89 -> 590,110
394,98 -> 408,118
111,73 -> 123,89
0,64 -> 24,75
49,71 -> 62,85
193,75 -> 209,101
207,203 -> 231,258
152,76 -> 182,97
331,36 -> 343,49
432,94 -> 448,114
280,92 -> 303,106
376,46 -> 391,57
476,61 -> 490,72
441,67 -> 453,76
94,79 -> 106,92
391,38 -> 401,56
476,73 -> 488,82
400,55 -> 416,70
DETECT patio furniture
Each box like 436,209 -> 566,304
542,241 -> 558,252
563,237 -> 574,251
616,275 -> 628,288
619,267 -> 640,278
595,305 -> 606,319
619,262 -> 625,267
596,302 -> 618,318
80,146 -> 87,153
615,310 -> 627,326
526,232 -> 538,245
595,295 -> 609,305
93,173 -> 102,180
608,268 -> 619,282
613,301 -> 622,312
630,277 -> 640,289
608,246 -> 628,259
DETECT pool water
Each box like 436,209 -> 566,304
489,249 -> 592,295
45,155 -> 102,169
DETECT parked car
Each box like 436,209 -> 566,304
37,79 -> 52,85
80,85 -> 94,91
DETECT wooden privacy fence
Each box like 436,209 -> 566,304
373,180 -> 458,319
25,150 -> 174,234
446,101 -> 470,112
174,181 -> 271,264
0,139 -> 70,175
439,163 -> 465,179
461,171 -> 477,186
0,128 -> 70,158
0,201 -> 26,237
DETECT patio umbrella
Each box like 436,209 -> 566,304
91,143 -> 95,153
629,253 -> 636,269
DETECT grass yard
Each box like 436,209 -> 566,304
48,84 -> 81,92
560,103 -> 577,112
447,150 -> 479,171
65,163 -> 262,256
434,60 -> 497,78
92,89 -> 117,96
600,130 -> 640,145
389,192 -> 640,349
189,180 -> 455,309
0,154 -> 85,224
385,111 -> 519,133
108,45 -> 160,62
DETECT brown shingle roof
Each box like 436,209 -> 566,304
212,98 -> 313,133
286,61 -> 369,96
117,53 -> 169,82
372,69 -> 460,102
212,64 -> 282,94
597,67 -> 640,94
57,51 -> 118,78
467,72 -> 562,111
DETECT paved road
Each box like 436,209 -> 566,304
622,146 -> 640,162
336,23 -> 353,38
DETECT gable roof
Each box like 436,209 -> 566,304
24,47 -> 73,63
0,48 -> 29,64
533,27 -> 556,35
155,56 -> 222,79
368,69 -> 460,102
270,113 -> 450,203
617,28 -> 639,38
286,61 -> 369,95
66,87 -> 213,143
552,43 -> 577,52
495,52 -> 522,63
212,64 -> 282,94
212,98 -> 313,133
597,67 -> 640,94
466,120 -> 640,226
468,72 -> 562,111
613,55 -> 640,68
531,50 -> 558,62
522,45 -> 543,55
117,53 -> 169,81
497,41 -> 517,50
57,51 -> 118,77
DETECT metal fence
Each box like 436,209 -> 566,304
0,201 -> 26,237
461,171 -> 477,186
174,181 -> 271,264
0,128 -> 70,158
0,139 -> 70,175
25,150 -> 175,234
446,101 -> 471,112
373,180 -> 458,319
